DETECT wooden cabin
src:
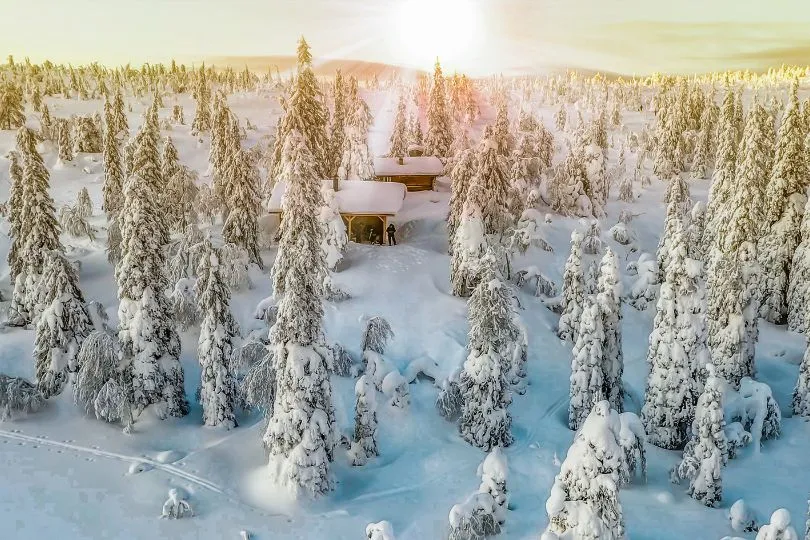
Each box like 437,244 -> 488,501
267,180 -> 407,245
373,156 -> 445,192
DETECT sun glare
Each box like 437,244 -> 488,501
393,0 -> 480,70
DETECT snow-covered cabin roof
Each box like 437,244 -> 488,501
373,156 -> 444,177
267,180 -> 406,216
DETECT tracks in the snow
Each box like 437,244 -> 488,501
0,428 -> 278,518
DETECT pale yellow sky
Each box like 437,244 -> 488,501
2,0 -> 809,75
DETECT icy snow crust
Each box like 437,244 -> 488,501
0,88 -> 808,540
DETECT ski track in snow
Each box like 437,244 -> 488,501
0,428 -> 280,519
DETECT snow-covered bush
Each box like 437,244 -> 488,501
756,509 -> 799,540
220,243 -> 252,291
320,186 -> 348,271
253,296 -> 278,327
729,499 -> 758,533
161,488 -> 193,519
515,266 -> 558,298
509,208 -> 553,254
170,278 -> 198,330
323,274 -> 350,302
581,220 -> 603,255
241,348 -> 275,416
724,422 -> 752,461
610,221 -> 637,246
361,316 -> 394,356
448,448 -> 508,540
74,330 -> 132,430
329,342 -> 354,377
617,412 -> 647,486
366,521 -> 396,540
382,371 -> 410,409
436,375 -> 463,420
0,374 -> 46,421
626,253 -> 659,310
544,401 -> 626,540
722,377 -> 781,451
59,204 -> 95,240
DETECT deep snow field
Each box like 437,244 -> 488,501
0,83 -> 808,540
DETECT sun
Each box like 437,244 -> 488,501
392,0 -> 480,70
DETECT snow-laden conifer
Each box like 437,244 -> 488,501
643,219 -> 703,449
33,251 -> 92,397
672,365 -> 726,507
348,375 -> 377,466
448,447 -> 509,539
758,193 -> 806,323
223,148 -> 263,267
447,149 -> 477,254
569,296 -> 605,431
319,186 -> 348,271
558,231 -> 585,342
196,239 -> 239,428
263,125 -> 335,497
544,401 -> 625,540
597,248 -> 623,412
458,252 -> 514,450
425,60 -> 454,158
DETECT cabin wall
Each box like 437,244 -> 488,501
378,175 -> 436,192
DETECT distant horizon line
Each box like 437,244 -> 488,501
7,52 -> 810,80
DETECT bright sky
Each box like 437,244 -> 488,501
2,0 -> 810,75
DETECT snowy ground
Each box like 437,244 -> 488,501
0,85 -> 809,540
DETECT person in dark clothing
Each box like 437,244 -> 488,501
386,223 -> 397,246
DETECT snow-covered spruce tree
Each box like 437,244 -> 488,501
191,65 -> 211,135
6,150 -> 24,280
458,251 -> 514,450
164,164 -> 199,233
33,251 -> 92,398
758,193 -> 806,324
706,250 -> 754,388
688,201 -> 707,262
116,119 -> 187,418
263,127 -> 336,498
653,99 -> 682,179
409,113 -> 424,147
272,132 -> 325,298
450,178 -> 490,298
170,278 -> 198,330
348,374 -> 377,466
110,89 -> 128,137
39,104 -> 53,140
320,186 -> 348,271
544,401 -> 625,540
643,219 -> 702,449
597,248 -> 623,413
705,88 -> 739,240
656,176 -> 691,281
447,148 -> 477,255
550,142 -> 591,217
691,99 -> 717,180
329,69 -> 347,178
102,123 -> 125,217
672,365 -> 725,507
196,239 -> 239,429
715,101 -> 773,257
388,93 -> 409,160
580,130 -> 608,217
788,196 -> 810,334
569,296 -> 605,431
73,115 -> 102,153
338,83 -> 374,181
424,59 -> 454,158
161,135 -> 181,183
8,128 -> 62,327
765,85 -> 807,225
791,336 -> 810,417
270,37 -> 330,182
448,447 -> 509,540
0,82 -> 25,130
558,231 -> 586,342
56,118 -> 74,162
492,97 -> 514,157
209,95 -> 231,201
222,148 -> 263,268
